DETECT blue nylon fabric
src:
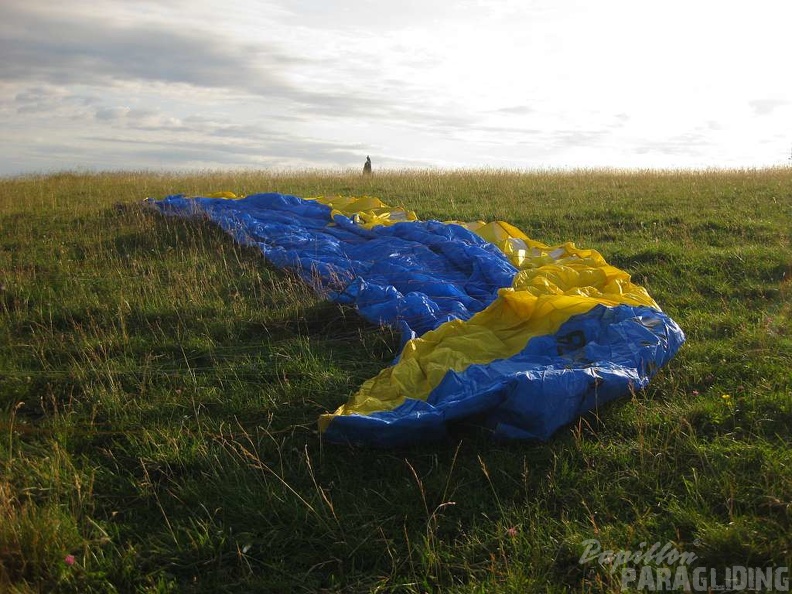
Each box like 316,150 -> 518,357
321,304 -> 685,447
151,193 -> 517,340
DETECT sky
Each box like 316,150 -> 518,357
1,0 -> 791,175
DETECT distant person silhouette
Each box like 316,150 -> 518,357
363,156 -> 372,175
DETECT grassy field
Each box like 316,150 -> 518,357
1,168 -> 790,592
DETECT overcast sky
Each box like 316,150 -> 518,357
1,0 -> 791,175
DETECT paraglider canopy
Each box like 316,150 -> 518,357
150,191 -> 684,447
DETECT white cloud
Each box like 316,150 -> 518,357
1,0 -> 791,175
749,100 -> 790,116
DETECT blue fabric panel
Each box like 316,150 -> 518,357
152,193 -> 516,340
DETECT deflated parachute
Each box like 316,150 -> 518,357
151,192 -> 684,447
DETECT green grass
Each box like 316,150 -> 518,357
1,168 -> 791,592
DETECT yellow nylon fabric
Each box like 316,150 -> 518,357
309,195 -> 418,228
205,191 -> 239,199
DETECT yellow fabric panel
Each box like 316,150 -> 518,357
459,220 -> 529,244
307,195 -> 418,228
205,191 -> 239,199
460,217 -> 656,308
